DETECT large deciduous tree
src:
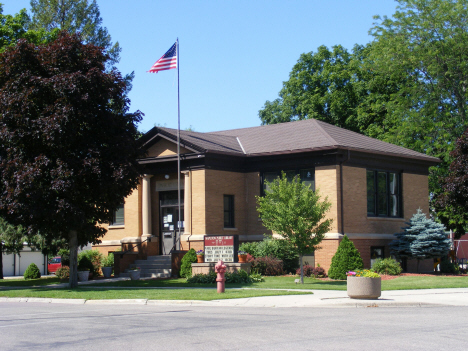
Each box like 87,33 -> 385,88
435,128 -> 468,237
256,173 -> 332,284
29,0 -> 121,67
0,32 -> 142,287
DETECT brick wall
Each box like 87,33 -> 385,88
315,165 -> 340,233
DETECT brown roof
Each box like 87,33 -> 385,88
148,119 -> 439,163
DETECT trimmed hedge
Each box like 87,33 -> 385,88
328,235 -> 363,280
24,263 -> 41,280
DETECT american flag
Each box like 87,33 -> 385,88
148,42 -> 177,73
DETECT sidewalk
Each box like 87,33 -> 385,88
1,276 -> 468,307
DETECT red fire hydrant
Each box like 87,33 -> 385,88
215,260 -> 227,293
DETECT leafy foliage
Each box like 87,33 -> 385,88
55,266 -> 70,279
390,209 -> 451,272
186,270 -> 261,284
0,32 -> 142,287
440,256 -> 460,274
77,254 -> 93,272
78,250 -> 103,275
101,253 -> 114,268
239,237 -> 299,273
435,128 -> 468,237
180,249 -> 197,278
257,172 -> 332,283
24,263 -> 41,280
250,256 -> 284,276
296,265 -> 326,278
29,0 -> 121,67
328,235 -> 364,280
371,258 -> 402,276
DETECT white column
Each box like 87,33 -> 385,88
142,174 -> 153,237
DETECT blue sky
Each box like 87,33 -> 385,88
4,0 -> 398,133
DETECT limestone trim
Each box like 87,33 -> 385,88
324,233 -> 344,239
182,171 -> 192,235
142,174 -> 153,236
95,240 -> 122,246
121,236 -> 144,244
346,233 -> 397,240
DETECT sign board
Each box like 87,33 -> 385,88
204,235 -> 239,263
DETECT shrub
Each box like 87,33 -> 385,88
55,266 -> 70,279
77,254 -> 94,272
187,271 -> 216,283
180,249 -> 197,278
328,235 -> 363,280
24,263 -> 41,280
101,253 -> 114,268
186,270 -> 262,284
372,258 -> 402,275
240,237 -> 299,273
296,265 -> 326,278
251,256 -> 284,276
78,250 -> 103,275
440,256 -> 460,274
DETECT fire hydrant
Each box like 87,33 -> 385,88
215,260 -> 227,293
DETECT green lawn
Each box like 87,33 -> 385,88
0,275 -> 466,301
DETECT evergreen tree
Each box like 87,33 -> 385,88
390,209 -> 451,272
328,235 -> 364,280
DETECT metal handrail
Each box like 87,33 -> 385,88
119,236 -> 150,258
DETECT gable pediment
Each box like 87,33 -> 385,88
145,138 -> 192,157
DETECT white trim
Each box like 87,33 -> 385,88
108,225 -> 125,230
236,137 -> 246,154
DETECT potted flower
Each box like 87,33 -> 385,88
346,269 -> 381,299
101,253 -> 114,279
196,250 -> 204,263
128,266 -> 141,280
238,250 -> 247,263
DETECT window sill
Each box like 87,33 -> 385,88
367,217 -> 404,221
109,225 -> 125,229
223,227 -> 238,231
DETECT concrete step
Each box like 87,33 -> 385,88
146,255 -> 171,262
132,261 -> 171,267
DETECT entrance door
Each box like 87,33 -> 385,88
160,191 -> 184,255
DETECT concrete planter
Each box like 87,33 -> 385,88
102,267 -> 113,278
77,271 -> 89,282
347,276 -> 381,299
129,270 -> 140,280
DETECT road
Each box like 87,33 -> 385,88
0,302 -> 466,350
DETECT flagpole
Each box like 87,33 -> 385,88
177,38 -> 181,251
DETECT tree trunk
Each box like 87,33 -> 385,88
299,254 -> 304,284
68,230 -> 78,288
0,242 -> 3,279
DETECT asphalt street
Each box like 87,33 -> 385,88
0,302 -> 467,350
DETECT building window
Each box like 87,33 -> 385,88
367,170 -> 402,217
224,195 -> 235,228
111,203 -> 124,226
262,168 -> 315,194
